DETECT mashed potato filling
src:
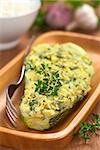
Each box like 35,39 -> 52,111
20,43 -> 94,131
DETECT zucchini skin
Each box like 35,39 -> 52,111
20,43 -> 94,131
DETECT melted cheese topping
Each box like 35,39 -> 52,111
20,43 -> 94,130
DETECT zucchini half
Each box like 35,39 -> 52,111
20,43 -> 94,131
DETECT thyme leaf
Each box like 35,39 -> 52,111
35,69 -> 62,96
74,113 -> 100,142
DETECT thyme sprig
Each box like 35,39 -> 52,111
35,69 -> 62,96
74,113 -> 100,142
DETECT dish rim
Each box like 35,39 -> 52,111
0,31 -> 100,141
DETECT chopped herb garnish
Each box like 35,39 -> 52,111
25,63 -> 35,71
92,113 -> 100,125
41,63 -> 46,69
35,70 -> 62,96
70,66 -> 78,70
29,99 -> 37,111
74,113 -> 100,142
36,63 -> 48,75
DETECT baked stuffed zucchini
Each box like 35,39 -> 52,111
20,43 -> 94,131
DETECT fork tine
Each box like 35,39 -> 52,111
6,105 -> 17,122
6,98 -> 18,118
6,91 -> 18,115
6,36 -> 35,127
6,107 -> 17,128
6,103 -> 18,119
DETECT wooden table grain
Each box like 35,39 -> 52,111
0,31 -> 100,150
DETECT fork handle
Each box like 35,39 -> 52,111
17,65 -> 25,84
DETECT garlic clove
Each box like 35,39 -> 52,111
76,13 -> 98,29
75,4 -> 95,18
75,4 -> 98,30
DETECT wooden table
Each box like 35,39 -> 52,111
0,31 -> 100,150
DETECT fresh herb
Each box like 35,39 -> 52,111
41,0 -> 58,4
92,113 -> 100,126
50,71 -> 62,96
70,66 -> 78,70
91,0 -> 100,8
35,70 -> 62,96
67,0 -> 83,8
74,113 -> 100,142
35,78 -> 49,94
29,99 -> 37,111
34,11 -> 47,29
36,63 -> 48,75
25,63 -> 35,71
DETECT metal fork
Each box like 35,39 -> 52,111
6,36 -> 35,127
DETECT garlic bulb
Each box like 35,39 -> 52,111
45,2 -> 72,29
66,4 -> 98,31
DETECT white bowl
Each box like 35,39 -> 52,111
0,0 -> 41,50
